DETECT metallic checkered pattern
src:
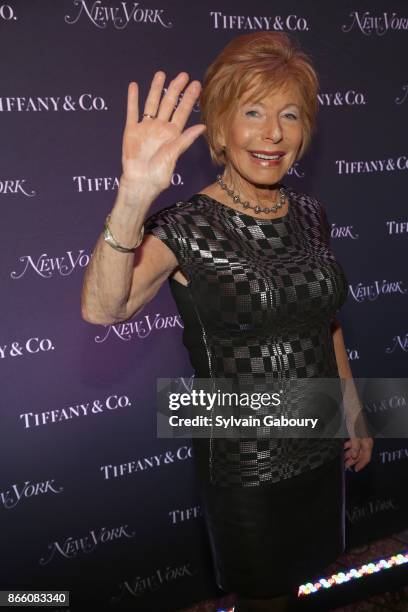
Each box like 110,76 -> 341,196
144,187 -> 349,486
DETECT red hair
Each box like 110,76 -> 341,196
200,32 -> 319,165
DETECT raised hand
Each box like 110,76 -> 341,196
120,71 -> 206,200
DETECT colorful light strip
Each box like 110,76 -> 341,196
215,551 -> 408,610
298,551 -> 408,597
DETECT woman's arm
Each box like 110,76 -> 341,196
331,317 -> 353,379
81,180 -> 177,325
81,72 -> 205,325
331,317 -> 374,471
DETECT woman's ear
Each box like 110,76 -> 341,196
213,127 -> 226,163
215,121 -> 226,150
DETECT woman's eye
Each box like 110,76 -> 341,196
284,112 -> 298,120
245,110 -> 259,117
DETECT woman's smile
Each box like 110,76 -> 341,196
248,150 -> 286,167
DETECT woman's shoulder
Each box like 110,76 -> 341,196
143,198 -> 200,258
286,185 -> 320,206
144,198 -> 198,227
287,185 -> 328,219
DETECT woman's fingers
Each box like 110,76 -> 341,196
354,447 -> 371,471
126,82 -> 139,127
355,438 -> 374,471
344,437 -> 361,469
137,71 -> 200,129
157,72 -> 189,121
171,80 -> 201,131
344,437 -> 360,456
143,70 -> 166,118
344,437 -> 373,471
169,123 -> 206,159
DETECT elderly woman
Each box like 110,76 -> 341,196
82,32 -> 373,612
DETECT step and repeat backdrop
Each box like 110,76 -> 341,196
1,1 -> 407,610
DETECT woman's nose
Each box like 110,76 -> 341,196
262,120 -> 282,142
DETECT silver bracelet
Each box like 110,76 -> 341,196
103,214 -> 144,253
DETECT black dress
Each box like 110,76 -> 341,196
144,187 -> 348,597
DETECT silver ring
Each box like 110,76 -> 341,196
143,113 -> 156,119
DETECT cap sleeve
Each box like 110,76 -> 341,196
144,203 -> 184,262
312,196 -> 332,247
